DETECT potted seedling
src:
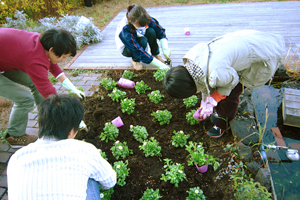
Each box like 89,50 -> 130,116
135,80 -> 151,94
183,95 -> 198,109
108,88 -> 126,102
111,116 -> 124,128
129,125 -> 148,143
153,68 -> 168,82
121,98 -> 135,115
113,160 -> 130,186
139,137 -> 162,157
171,130 -> 190,148
118,77 -> 135,89
151,110 -> 172,125
160,158 -> 187,187
148,90 -> 164,104
111,140 -> 133,160
101,78 -> 118,90
185,141 -> 220,173
99,122 -> 119,143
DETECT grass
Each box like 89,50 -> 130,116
284,47 -> 300,81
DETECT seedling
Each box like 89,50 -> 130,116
161,158 -> 186,187
135,80 -> 151,94
183,95 -> 198,109
186,187 -> 206,200
151,110 -> 172,125
113,160 -> 130,186
99,122 -> 119,143
111,140 -> 133,160
139,137 -> 162,157
148,90 -> 164,104
101,78 -> 118,90
129,125 -> 149,143
140,188 -> 162,200
122,70 -> 137,80
186,110 -> 200,125
121,98 -> 135,115
153,68 -> 168,82
108,88 -> 126,102
171,130 -> 190,148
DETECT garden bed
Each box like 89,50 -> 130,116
77,70 -> 238,199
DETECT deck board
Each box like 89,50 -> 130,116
65,1 -> 300,70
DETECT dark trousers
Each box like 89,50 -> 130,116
122,27 -> 160,62
215,83 -> 243,130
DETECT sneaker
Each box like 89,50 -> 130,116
207,125 -> 226,138
210,113 -> 218,124
153,54 -> 166,63
132,60 -> 143,70
5,133 -> 38,148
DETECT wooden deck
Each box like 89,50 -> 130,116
65,1 -> 300,70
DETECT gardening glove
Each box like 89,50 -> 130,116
150,57 -> 169,70
79,120 -> 88,131
198,96 -> 218,120
62,78 -> 85,99
160,38 -> 171,59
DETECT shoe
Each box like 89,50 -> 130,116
132,60 -> 143,70
153,54 -> 166,63
210,113 -> 218,124
5,133 -> 38,148
207,125 -> 226,138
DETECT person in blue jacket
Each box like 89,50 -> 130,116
115,4 -> 171,70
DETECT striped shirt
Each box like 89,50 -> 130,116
7,138 -> 116,200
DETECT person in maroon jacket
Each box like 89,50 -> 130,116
0,28 -> 85,148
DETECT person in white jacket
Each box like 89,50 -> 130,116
164,30 -> 286,138
115,4 -> 171,70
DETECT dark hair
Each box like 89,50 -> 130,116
126,4 -> 151,27
40,29 -> 77,57
38,94 -> 84,140
164,65 -> 197,99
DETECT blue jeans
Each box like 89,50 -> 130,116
86,179 -> 101,200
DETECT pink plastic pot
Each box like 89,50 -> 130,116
184,27 -> 190,35
111,116 -> 124,128
118,78 -> 135,89
196,164 -> 208,173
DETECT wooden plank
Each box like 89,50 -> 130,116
282,88 -> 300,128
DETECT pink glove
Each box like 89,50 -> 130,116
194,96 -> 218,121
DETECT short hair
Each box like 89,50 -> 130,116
39,29 -> 77,57
164,65 -> 197,99
126,4 -> 151,27
38,94 -> 84,140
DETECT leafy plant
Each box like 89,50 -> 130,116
224,143 -> 240,159
139,137 -> 162,157
148,90 -> 164,104
161,158 -> 186,187
122,70 -> 137,80
111,140 -> 133,160
171,130 -> 190,148
99,188 -> 114,200
151,110 -> 172,125
153,68 -> 168,82
70,68 -> 88,76
185,141 -> 220,171
48,75 -> 57,84
140,188 -> 162,200
108,88 -> 126,102
129,125 -> 148,143
98,149 -> 108,161
186,187 -> 206,200
113,160 -> 130,186
135,80 -> 151,94
120,98 -> 135,115
183,95 -> 198,109
68,86 -> 83,97
186,110 -> 200,125
101,78 -> 118,90
99,122 -> 119,143
231,161 -> 272,200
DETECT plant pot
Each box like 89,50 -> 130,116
111,116 -> 124,128
184,27 -> 190,35
196,164 -> 208,173
118,78 -> 135,89
84,0 -> 92,7
193,109 -> 202,122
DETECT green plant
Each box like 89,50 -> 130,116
99,187 -> 114,200
148,90 -> 164,104
111,140 -> 133,160
68,86 -> 83,97
121,98 -> 135,115
48,75 -> 57,84
140,188 -> 162,200
183,95 -> 198,109
113,160 -> 130,186
139,137 -> 162,157
153,68 -> 168,82
186,110 -> 200,125
151,110 -> 172,125
135,80 -> 151,94
101,78 -> 118,90
99,122 -> 119,143
161,158 -> 186,187
0,129 -> 7,142
231,161 -> 272,200
98,149 -> 108,161
108,88 -> 126,102
224,143 -> 240,159
186,187 -> 206,200
70,68 -> 88,76
185,141 -> 220,171
122,70 -> 137,80
258,108 -> 269,144
129,125 -> 148,143
171,130 -> 190,148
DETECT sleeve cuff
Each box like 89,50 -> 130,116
211,90 -> 226,102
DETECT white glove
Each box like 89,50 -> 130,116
150,57 -> 169,70
198,96 -> 218,120
79,120 -> 88,131
62,78 -> 85,99
160,38 -> 171,59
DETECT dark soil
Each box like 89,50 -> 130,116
76,70 -> 237,200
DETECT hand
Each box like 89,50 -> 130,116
74,89 -> 85,99
150,57 -> 170,70
62,78 -> 85,99
79,120 -> 88,131
199,96 -> 217,120
160,39 -> 171,59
